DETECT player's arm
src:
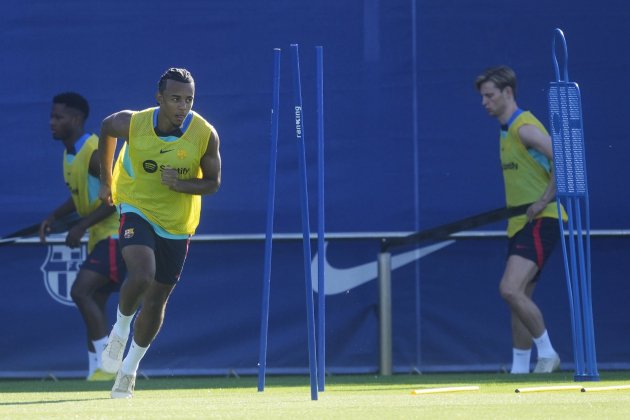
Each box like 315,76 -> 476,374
39,198 -> 76,242
64,203 -> 117,248
161,127 -> 221,195
518,124 -> 557,221
88,149 -> 101,178
64,150 -> 117,247
98,111 -> 133,206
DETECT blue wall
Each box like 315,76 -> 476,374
1,0 -> 629,377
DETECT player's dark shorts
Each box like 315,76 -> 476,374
508,217 -> 559,271
118,212 -> 190,285
81,237 -> 127,291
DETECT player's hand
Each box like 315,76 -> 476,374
65,225 -> 86,248
161,166 -> 179,190
526,200 -> 547,222
99,184 -> 114,206
39,218 -> 53,243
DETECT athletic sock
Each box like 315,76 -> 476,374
121,339 -> 150,376
533,330 -> 557,359
92,336 -> 108,368
88,351 -> 98,376
112,306 -> 134,338
510,348 -> 531,374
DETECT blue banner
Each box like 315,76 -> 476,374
2,234 -> 630,377
1,0 -> 630,377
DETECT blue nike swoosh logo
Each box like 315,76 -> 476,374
311,240 -> 455,295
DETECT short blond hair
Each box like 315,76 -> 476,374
475,65 -> 517,98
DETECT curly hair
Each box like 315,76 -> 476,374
52,92 -> 89,120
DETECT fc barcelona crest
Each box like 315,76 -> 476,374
40,244 -> 85,306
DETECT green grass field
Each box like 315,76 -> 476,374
2,371 -> 630,419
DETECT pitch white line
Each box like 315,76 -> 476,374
515,385 -> 583,393
581,384 -> 630,392
412,385 -> 480,395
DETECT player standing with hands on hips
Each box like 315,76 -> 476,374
475,66 -> 566,374
98,68 -> 221,398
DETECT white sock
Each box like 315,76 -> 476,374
113,306 -> 134,338
92,336 -> 108,368
88,351 -> 98,376
533,330 -> 557,359
511,348 -> 531,374
121,339 -> 150,376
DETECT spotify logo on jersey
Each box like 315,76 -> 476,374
143,160 -> 158,173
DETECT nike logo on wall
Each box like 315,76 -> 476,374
311,240 -> 455,295
160,149 -> 174,154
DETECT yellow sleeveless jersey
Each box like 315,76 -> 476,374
112,108 -> 212,235
501,111 -> 567,237
63,134 -> 119,252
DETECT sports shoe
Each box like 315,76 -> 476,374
87,368 -> 116,381
101,331 -> 128,374
111,370 -> 136,399
533,353 -> 561,373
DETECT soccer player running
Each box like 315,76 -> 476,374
40,92 -> 126,381
475,66 -> 566,374
98,68 -> 221,398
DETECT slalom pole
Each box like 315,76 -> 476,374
315,45 -> 326,392
291,43 -> 319,400
257,48 -> 281,392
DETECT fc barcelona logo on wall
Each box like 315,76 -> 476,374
40,244 -> 85,306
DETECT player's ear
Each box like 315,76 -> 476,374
71,112 -> 82,128
155,91 -> 162,105
504,86 -> 514,99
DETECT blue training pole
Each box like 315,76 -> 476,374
548,28 -> 598,381
315,45 -> 326,392
258,48 -> 281,392
291,43 -> 319,400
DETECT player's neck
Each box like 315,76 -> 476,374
156,112 -> 179,133
63,129 -> 85,154
498,103 -> 518,125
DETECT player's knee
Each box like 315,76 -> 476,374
70,282 -> 87,305
499,282 -> 519,303
127,273 -> 153,289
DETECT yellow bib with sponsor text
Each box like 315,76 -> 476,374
112,108 -> 211,235
500,111 -> 567,237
